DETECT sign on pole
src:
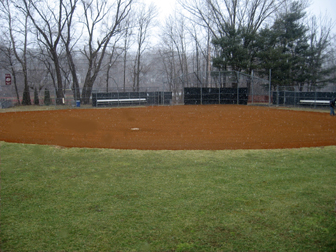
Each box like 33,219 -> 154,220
5,74 -> 12,85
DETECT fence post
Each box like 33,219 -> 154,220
95,90 -> 98,107
237,72 -> 240,105
276,85 -> 279,106
251,70 -> 254,105
54,88 -> 57,109
314,86 -> 317,109
218,72 -> 221,104
269,69 -> 271,106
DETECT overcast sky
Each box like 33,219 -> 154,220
148,0 -> 336,29
308,0 -> 336,22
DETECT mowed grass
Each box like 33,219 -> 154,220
1,142 -> 335,251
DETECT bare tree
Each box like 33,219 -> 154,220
21,0 -> 71,104
80,0 -> 133,104
180,0 -> 282,39
35,47 -> 58,91
188,23 -> 220,87
0,42 -> 21,104
1,0 -> 31,104
161,12 -> 190,87
104,41 -> 123,92
121,17 -> 134,91
305,14 -> 336,89
132,3 -> 158,92
158,46 -> 179,102
61,0 -> 80,101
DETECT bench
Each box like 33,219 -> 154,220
299,100 -> 330,105
96,98 -> 147,105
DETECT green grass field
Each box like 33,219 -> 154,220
1,142 -> 335,251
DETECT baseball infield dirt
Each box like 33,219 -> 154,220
0,105 -> 335,150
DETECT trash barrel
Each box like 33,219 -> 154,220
76,100 -> 80,107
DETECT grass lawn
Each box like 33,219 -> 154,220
0,104 -> 94,113
0,142 -> 335,251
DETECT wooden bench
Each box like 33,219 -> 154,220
96,98 -> 147,105
299,100 -> 330,105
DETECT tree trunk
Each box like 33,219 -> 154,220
10,61 -> 20,105
53,51 -> 64,105
69,57 -> 80,101
82,79 -> 95,104
136,51 -> 141,92
22,78 -> 31,105
34,87 -> 39,105
66,46 -> 80,101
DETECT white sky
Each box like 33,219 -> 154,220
146,0 -> 336,31
307,0 -> 336,33
308,0 -> 336,20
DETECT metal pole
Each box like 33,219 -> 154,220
237,72 -> 240,105
96,90 -> 98,108
251,70 -> 254,104
200,74 -> 202,105
218,72 -> 221,104
162,81 -> 165,105
55,88 -> 57,109
314,86 -> 317,109
219,72 -> 221,105
269,69 -> 272,106
276,85 -> 279,106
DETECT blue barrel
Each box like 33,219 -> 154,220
76,100 -> 80,107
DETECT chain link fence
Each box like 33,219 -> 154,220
92,89 -> 173,107
2,72 -> 335,109
176,71 -> 271,105
0,86 -> 174,109
273,86 -> 336,108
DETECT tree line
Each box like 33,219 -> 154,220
0,0 -> 335,105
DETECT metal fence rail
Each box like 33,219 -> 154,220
176,71 -> 271,105
1,73 -> 335,110
0,87 -> 174,108
184,87 -> 249,105
272,86 -> 336,108
92,90 -> 173,107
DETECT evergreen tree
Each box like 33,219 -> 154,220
212,25 -> 250,72
256,1 -> 308,89
254,27 -> 289,89
274,1 -> 308,88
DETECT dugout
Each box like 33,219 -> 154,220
184,87 -> 248,105
273,91 -> 336,106
92,91 -> 172,107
